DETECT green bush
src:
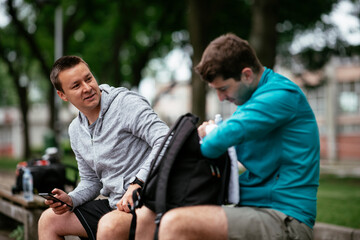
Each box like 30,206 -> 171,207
9,225 -> 24,240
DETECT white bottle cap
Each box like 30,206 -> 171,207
214,114 -> 223,125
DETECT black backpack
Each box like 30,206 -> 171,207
129,113 -> 230,240
11,148 -> 78,195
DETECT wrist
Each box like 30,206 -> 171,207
129,176 -> 144,188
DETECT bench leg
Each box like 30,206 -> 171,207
23,209 -> 42,240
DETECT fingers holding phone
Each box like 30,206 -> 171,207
39,189 -> 73,215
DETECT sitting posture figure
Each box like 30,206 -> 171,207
38,55 -> 169,240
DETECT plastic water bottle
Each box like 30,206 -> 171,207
23,168 -> 34,201
205,114 -> 223,135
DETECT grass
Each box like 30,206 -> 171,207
317,174 -> 360,229
0,157 -> 22,171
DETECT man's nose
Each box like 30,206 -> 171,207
217,91 -> 226,102
82,82 -> 91,92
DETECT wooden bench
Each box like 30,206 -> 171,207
0,188 -> 47,240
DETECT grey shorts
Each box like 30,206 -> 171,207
222,206 -> 313,240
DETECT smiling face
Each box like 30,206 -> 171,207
56,62 -> 101,122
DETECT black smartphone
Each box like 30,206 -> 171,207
39,193 -> 72,208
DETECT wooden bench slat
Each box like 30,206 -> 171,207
0,188 -> 46,209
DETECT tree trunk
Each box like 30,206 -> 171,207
249,0 -> 279,68
19,88 -> 31,159
7,0 -> 56,150
187,0 -> 208,123
0,43 -> 31,159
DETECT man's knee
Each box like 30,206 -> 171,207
159,206 -> 227,240
97,210 -> 131,239
38,208 -> 66,240
159,209 -> 183,236
38,208 -> 57,232
97,213 -> 118,234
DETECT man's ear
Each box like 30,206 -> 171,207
241,67 -> 254,84
57,90 -> 68,102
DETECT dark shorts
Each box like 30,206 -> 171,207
222,206 -> 313,240
74,199 -> 113,240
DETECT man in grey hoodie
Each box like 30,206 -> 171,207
38,56 -> 169,240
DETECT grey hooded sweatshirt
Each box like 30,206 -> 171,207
68,84 -> 169,209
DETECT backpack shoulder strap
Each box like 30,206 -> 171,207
146,113 -> 196,177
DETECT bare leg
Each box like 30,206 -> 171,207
97,206 -> 156,240
159,205 -> 228,240
97,210 -> 132,240
38,208 -> 87,240
135,206 -> 156,240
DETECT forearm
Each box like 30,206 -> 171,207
68,179 -> 102,208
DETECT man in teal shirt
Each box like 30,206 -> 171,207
200,60 -> 319,230
99,33 -> 319,240
158,33 -> 319,240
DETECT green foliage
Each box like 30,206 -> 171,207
277,0 -> 359,71
62,153 -> 79,184
317,174 -> 360,229
0,0 -> 189,108
278,0 -> 337,28
60,139 -> 73,155
0,64 -> 18,106
9,225 -> 24,240
1,0 -> 357,97
0,0 -> 351,100
60,0 -> 188,87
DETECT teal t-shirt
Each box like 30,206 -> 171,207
201,68 -> 320,228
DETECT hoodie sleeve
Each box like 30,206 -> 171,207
120,92 -> 169,182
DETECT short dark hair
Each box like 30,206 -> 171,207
50,56 -> 89,92
195,33 -> 262,82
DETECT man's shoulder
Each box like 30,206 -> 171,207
258,72 -> 300,96
68,116 -> 81,135
109,89 -> 151,111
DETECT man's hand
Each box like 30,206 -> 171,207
198,120 -> 215,139
116,183 -> 141,213
45,188 -> 73,215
